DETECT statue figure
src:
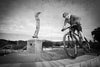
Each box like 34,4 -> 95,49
33,12 -> 41,38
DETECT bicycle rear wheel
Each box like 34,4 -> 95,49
63,33 -> 78,58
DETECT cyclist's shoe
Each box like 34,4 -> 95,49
32,36 -> 38,38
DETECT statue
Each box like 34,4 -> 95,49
27,12 -> 43,53
33,12 -> 41,38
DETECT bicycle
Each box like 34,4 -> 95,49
61,26 -> 90,58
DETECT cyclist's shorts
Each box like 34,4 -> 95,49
71,24 -> 82,32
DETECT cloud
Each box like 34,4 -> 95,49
0,0 -> 100,41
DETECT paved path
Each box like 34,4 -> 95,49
0,55 -> 100,67
0,48 -> 100,67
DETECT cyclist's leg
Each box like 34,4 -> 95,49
78,31 -> 82,40
76,24 -> 83,41
79,31 -> 86,41
70,27 -> 77,47
70,32 -> 74,47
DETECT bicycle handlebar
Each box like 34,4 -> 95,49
61,27 -> 70,31
61,24 -> 78,32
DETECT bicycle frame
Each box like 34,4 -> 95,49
62,26 -> 90,58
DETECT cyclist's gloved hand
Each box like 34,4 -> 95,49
61,29 -> 64,31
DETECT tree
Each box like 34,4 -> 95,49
91,27 -> 100,42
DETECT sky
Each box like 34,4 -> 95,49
0,0 -> 100,41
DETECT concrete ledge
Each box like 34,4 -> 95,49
0,55 -> 100,67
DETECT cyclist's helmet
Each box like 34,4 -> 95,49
63,12 -> 70,18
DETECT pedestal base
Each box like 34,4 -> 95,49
27,38 -> 43,54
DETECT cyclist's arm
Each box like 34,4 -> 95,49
61,20 -> 68,31
63,18 -> 69,28
63,22 -> 67,29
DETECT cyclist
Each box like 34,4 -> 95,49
61,12 -> 83,40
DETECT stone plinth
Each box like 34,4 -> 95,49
27,38 -> 43,53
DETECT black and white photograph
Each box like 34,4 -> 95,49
0,0 -> 100,67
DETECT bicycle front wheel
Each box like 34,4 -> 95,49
63,33 -> 78,58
